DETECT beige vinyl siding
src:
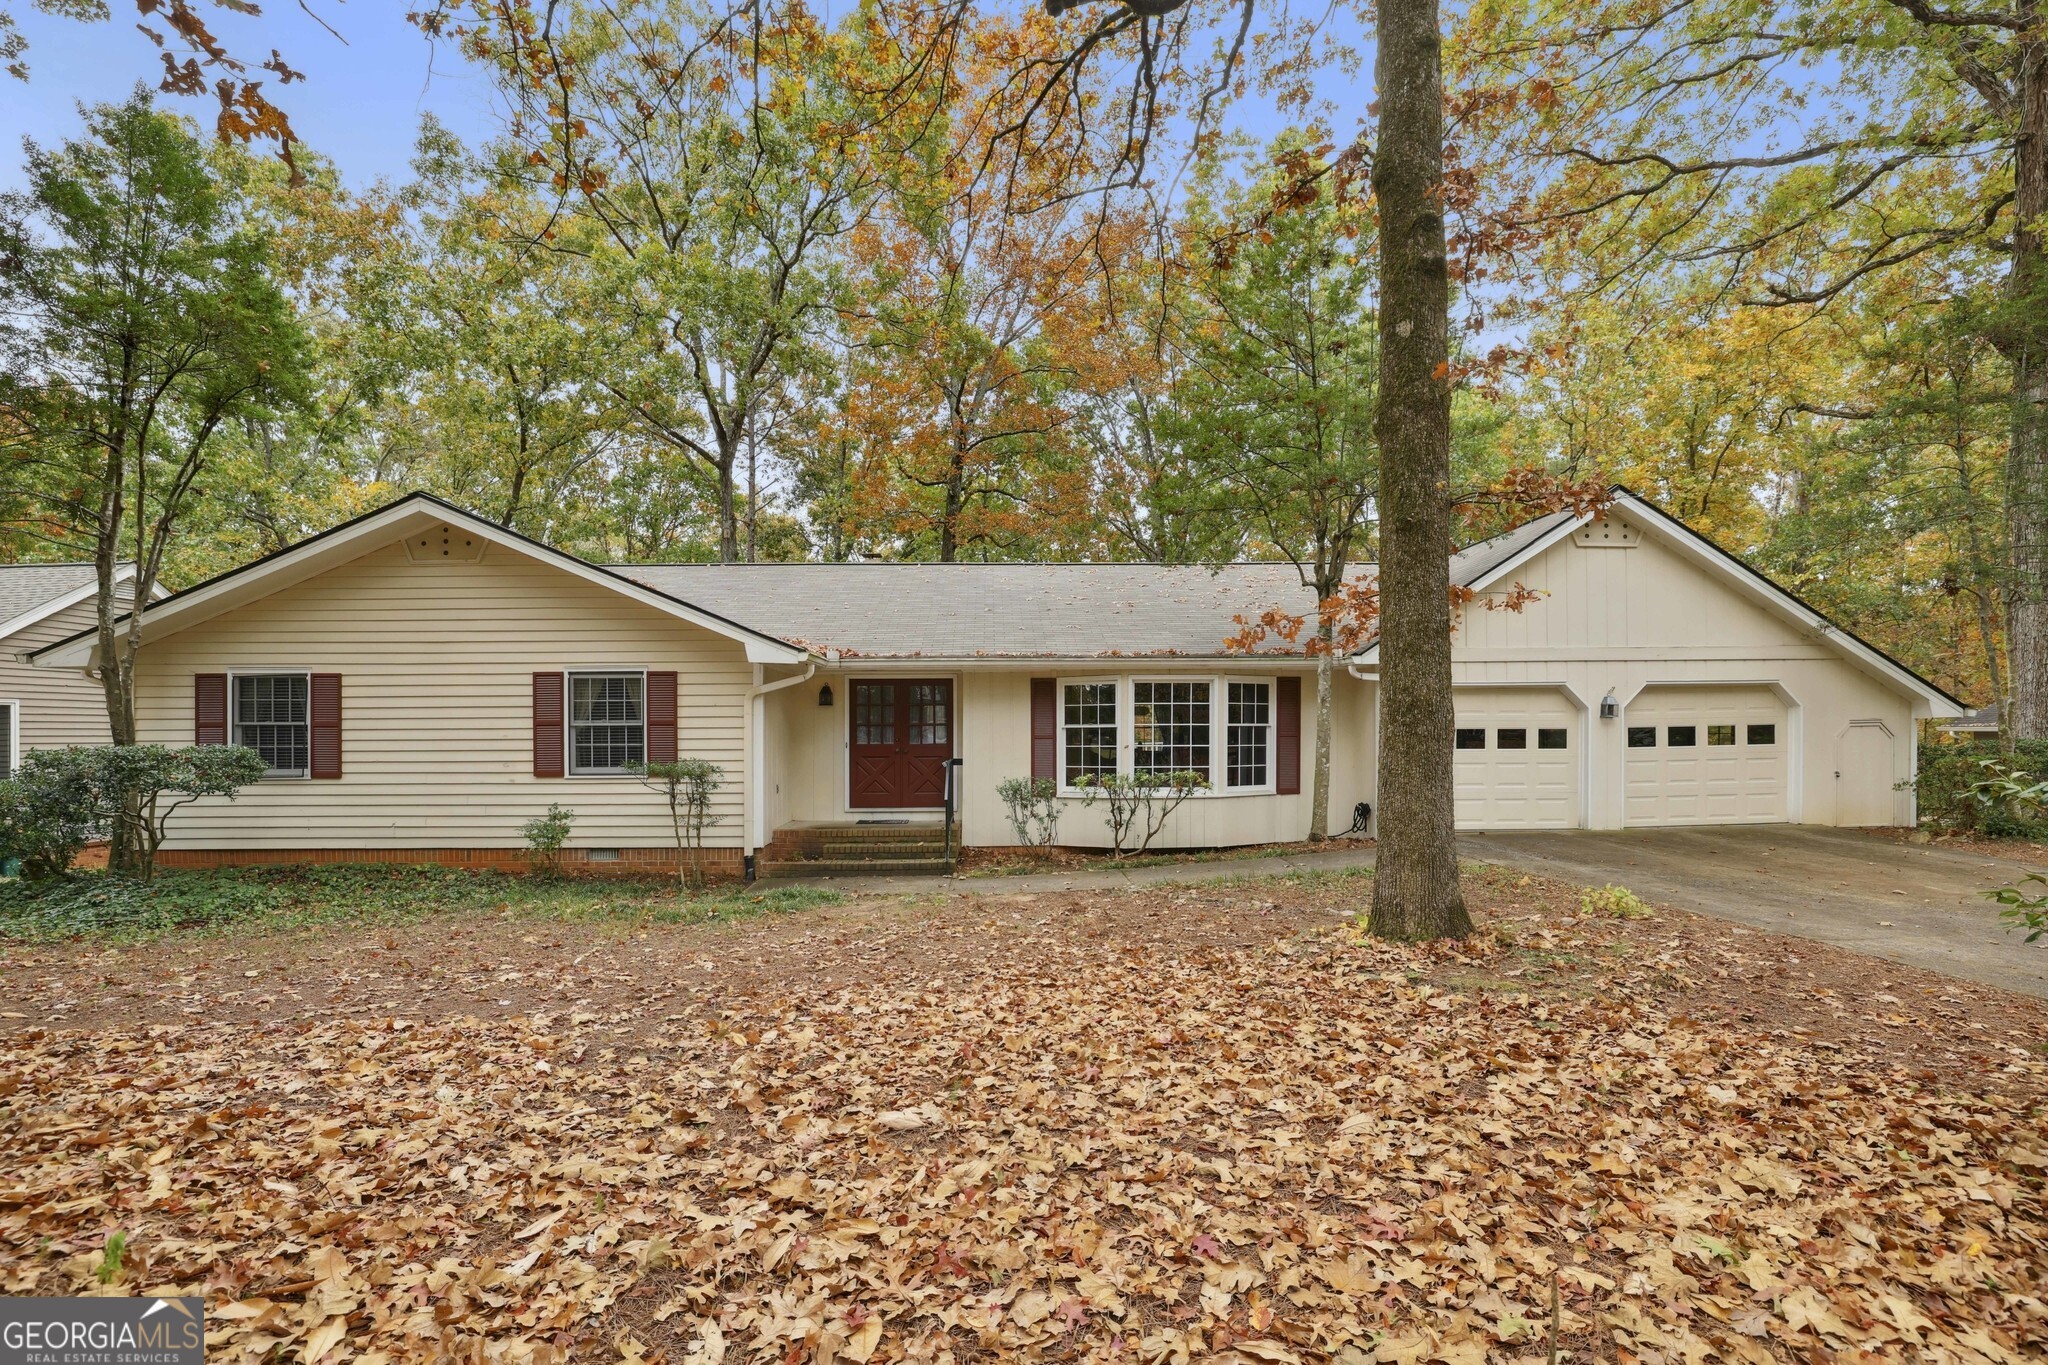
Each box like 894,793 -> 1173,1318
132,538 -> 754,849
764,664 -> 1375,849
1450,522 -> 1920,827
4,597 -> 115,755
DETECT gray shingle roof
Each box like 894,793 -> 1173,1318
617,515 -> 1579,659
1447,509 -> 1579,588
621,562 -> 1343,659
0,562 -> 99,633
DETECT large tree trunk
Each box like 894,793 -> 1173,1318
2006,27 -> 2048,742
1367,0 -> 1471,940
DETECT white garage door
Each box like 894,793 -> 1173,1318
1624,685 -> 1787,826
1453,688 -> 1580,829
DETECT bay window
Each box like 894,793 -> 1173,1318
1057,675 -> 1279,793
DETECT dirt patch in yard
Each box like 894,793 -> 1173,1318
3,865 -> 2045,1363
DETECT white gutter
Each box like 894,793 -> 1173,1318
746,662 -> 817,865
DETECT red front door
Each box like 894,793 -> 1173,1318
849,679 -> 954,808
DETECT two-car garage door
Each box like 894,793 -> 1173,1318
1623,685 -> 1787,825
1449,683 -> 1790,829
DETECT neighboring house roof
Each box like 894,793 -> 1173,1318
624,562 -> 1345,660
0,562 -> 142,642
1941,704 -> 1999,734
30,495 -> 809,668
1355,488 -> 1965,718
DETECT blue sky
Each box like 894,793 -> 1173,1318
0,2 -> 499,190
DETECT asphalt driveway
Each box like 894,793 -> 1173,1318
1460,825 -> 2048,999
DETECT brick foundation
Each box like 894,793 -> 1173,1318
154,846 -> 746,880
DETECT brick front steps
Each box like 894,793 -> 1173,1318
757,822 -> 959,878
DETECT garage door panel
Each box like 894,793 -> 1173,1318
1625,686 -> 1786,827
1453,688 -> 1580,830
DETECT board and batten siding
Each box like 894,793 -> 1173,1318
129,538 -> 755,850
4,597 -> 116,755
1449,521 -> 1921,827
763,664 -> 1375,848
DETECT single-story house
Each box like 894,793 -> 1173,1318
29,489 -> 1962,875
1938,703 -> 2000,744
0,561 -> 146,774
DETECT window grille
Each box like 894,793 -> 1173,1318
571,673 -> 645,773
235,674 -> 310,776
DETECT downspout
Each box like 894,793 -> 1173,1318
745,661 -> 816,881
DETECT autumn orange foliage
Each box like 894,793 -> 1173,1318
1224,469 -> 1611,656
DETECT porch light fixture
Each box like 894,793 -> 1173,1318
1599,691 -> 1619,720
818,684 -> 834,707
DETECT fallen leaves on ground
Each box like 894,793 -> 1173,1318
2,874 -> 2045,1363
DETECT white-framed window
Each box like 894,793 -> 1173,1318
1056,674 -> 1281,794
1133,679 -> 1211,781
1060,679 -> 1119,788
232,671 -> 310,778
569,670 -> 646,775
1226,681 -> 1272,789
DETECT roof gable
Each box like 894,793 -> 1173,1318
1357,489 -> 1963,716
31,495 -> 808,668
0,562 -> 141,643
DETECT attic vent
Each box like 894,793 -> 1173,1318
404,525 -> 487,563
1573,517 -> 1640,548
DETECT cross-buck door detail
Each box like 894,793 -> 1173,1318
848,679 -> 954,808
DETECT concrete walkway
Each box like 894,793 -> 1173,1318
762,824 -> 2048,999
756,844 -> 1378,897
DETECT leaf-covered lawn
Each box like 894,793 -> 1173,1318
2,868 -> 2044,1363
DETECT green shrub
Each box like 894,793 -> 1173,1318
1917,741 -> 2048,839
0,745 -> 269,880
631,758 -> 724,889
1908,740 -> 2048,839
1073,770 -> 1207,858
1580,884 -> 1652,919
1985,874 -> 2048,943
523,803 -> 576,875
0,755 -> 99,880
996,776 -> 1061,847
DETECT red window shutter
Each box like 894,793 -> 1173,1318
533,672 -> 565,778
309,673 -> 342,779
195,674 -> 228,746
1030,678 -> 1057,783
1276,676 -> 1302,795
646,670 -> 678,764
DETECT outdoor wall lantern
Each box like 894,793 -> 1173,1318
1599,691 -> 1619,720
818,684 -> 835,707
